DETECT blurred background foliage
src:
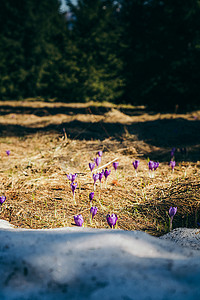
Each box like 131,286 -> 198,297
0,0 -> 200,110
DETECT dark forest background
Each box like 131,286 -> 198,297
0,0 -> 200,110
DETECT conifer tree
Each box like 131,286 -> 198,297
0,0 -> 65,99
65,0 -> 124,102
121,0 -> 200,110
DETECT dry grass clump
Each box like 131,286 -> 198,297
0,131 -> 200,236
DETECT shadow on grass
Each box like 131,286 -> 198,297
0,104 -> 146,117
0,103 -> 200,163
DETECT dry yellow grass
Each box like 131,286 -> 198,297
0,100 -> 199,236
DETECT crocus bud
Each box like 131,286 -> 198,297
89,192 -> 94,201
106,213 -> 118,229
148,161 -> 154,171
0,196 -> 6,205
94,157 -> 101,167
133,160 -> 139,170
93,173 -> 99,184
170,161 -> 176,171
89,162 -> 95,172
74,214 -> 84,226
104,168 -> 111,179
90,206 -> 98,219
169,206 -> 177,231
98,151 -> 103,157
169,207 -> 177,219
98,171 -> 104,182
113,162 -> 119,171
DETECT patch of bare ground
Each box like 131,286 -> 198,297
0,100 -> 200,236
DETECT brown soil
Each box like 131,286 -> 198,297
0,100 -> 200,236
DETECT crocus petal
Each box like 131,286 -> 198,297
71,182 -> 78,194
74,214 -> 84,226
153,162 -> 159,170
148,161 -> 154,171
71,174 -> 77,182
67,174 -> 72,181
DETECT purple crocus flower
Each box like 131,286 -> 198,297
89,162 -> 95,172
98,171 -> 104,182
169,206 -> 177,218
74,214 -> 84,227
132,160 -> 139,170
113,161 -> 119,171
170,161 -> 176,171
93,173 -> 99,190
89,192 -> 94,201
169,206 -> 177,231
94,157 -> 101,167
6,150 -> 10,156
67,173 -> 77,182
148,161 -> 154,171
106,213 -> 118,229
104,168 -> 111,179
98,171 -> 104,189
71,182 -> 78,195
103,168 -> 111,188
90,206 -> 98,219
98,151 -> 103,157
153,162 -> 159,171
93,173 -> 99,184
148,161 -> 155,178
0,196 -> 6,205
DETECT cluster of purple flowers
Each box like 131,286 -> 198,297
74,211 -> 118,229
92,168 -> 111,190
73,150 -> 118,228
89,151 -> 103,173
148,161 -> 159,178
66,173 -> 78,204
70,149 -> 181,231
148,161 -> 159,171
